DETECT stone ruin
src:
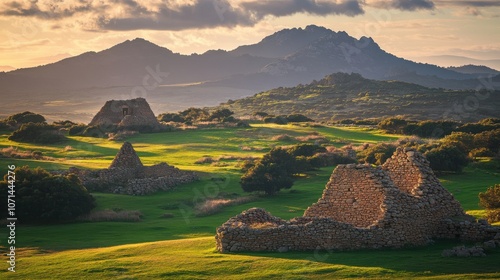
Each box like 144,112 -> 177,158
89,97 -> 160,130
216,147 -> 498,253
70,142 -> 198,195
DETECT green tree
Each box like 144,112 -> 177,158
240,162 -> 293,195
424,145 -> 469,173
0,166 -> 95,223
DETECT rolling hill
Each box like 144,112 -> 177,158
216,72 -> 500,122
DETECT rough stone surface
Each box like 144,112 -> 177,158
215,147 -> 498,253
70,142 -> 198,195
89,98 -> 160,129
442,246 -> 486,257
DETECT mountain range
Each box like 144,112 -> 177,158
0,25 -> 499,122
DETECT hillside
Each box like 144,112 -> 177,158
217,72 -> 500,122
6,237 -> 500,279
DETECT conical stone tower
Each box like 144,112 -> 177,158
109,142 -> 143,169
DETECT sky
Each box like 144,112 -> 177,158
0,0 -> 499,69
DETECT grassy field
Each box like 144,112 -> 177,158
0,124 -> 499,278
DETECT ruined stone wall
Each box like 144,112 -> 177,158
215,148 -> 498,253
304,165 -> 387,228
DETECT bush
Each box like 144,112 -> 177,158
485,209 -> 500,224
158,113 -> 185,123
6,111 -> 46,125
479,184 -> 500,209
378,118 -> 408,134
241,162 -> 294,195
358,143 -> 396,165
424,145 -> 469,173
0,166 -> 95,223
286,114 -> 314,123
8,123 -> 65,143
68,124 -> 87,136
479,184 -> 500,223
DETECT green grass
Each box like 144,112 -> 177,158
0,124 -> 499,279
2,237 -> 499,279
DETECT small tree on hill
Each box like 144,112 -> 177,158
240,162 -> 293,195
240,148 -> 297,195
479,184 -> 500,223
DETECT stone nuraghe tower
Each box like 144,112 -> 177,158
109,141 -> 143,169
89,97 -> 160,129
215,148 -> 498,253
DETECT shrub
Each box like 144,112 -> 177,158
6,111 -> 46,125
485,209 -> 500,224
241,162 -> 294,195
479,184 -> 500,210
158,113 -> 185,123
68,124 -> 87,136
358,143 -> 396,165
0,166 -> 95,223
469,148 -> 495,158
378,118 -> 408,134
424,145 -> 469,173
286,114 -> 314,123
8,123 -> 65,143
479,184 -> 500,223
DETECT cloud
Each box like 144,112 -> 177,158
0,0 -> 93,19
369,0 -> 435,11
435,0 -> 500,7
0,0 -> 366,31
241,0 -> 365,18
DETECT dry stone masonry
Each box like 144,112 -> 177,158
216,147 -> 498,253
89,98 -> 160,130
70,142 -> 198,195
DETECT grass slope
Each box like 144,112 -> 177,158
0,124 -> 499,278
2,237 -> 500,279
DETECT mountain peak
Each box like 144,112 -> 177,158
106,38 -> 173,54
304,24 -> 330,32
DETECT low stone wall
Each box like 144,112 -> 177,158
215,148 -> 498,253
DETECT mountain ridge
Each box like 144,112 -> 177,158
216,72 -> 500,122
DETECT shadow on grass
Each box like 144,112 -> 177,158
237,240 -> 500,276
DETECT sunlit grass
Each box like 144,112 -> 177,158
0,124 -> 499,279
3,237 -> 499,279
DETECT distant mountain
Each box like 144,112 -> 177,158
0,66 -> 15,72
230,25 -> 333,58
216,72 -> 500,122
0,25 -> 499,122
413,55 -> 500,71
447,65 -> 499,75
0,38 -> 272,91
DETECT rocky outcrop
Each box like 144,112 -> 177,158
70,142 -> 198,195
215,148 -> 498,253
